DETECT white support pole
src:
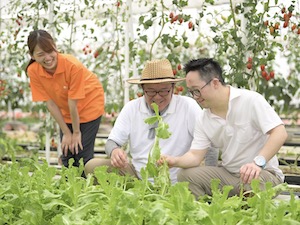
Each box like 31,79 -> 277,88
124,0 -> 132,105
124,0 -> 138,104
237,0 -> 256,91
49,0 -> 55,37
7,101 -> 13,121
44,0 -> 55,165
129,2 -> 138,92
45,113 -> 51,165
56,123 -> 61,160
0,0 -> 2,71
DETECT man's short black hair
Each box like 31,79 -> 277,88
184,58 -> 225,85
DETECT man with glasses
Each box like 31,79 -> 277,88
158,58 -> 287,198
85,58 -> 219,184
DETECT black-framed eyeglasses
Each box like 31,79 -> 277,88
188,79 -> 213,98
144,88 -> 172,97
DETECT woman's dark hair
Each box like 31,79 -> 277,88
184,58 -> 225,85
25,29 -> 57,72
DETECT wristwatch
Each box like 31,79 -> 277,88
254,155 -> 266,169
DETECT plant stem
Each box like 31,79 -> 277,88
149,0 -> 166,59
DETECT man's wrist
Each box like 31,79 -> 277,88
105,139 -> 121,156
253,155 -> 266,169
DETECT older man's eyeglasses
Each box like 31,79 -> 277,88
188,79 -> 213,98
144,88 -> 172,97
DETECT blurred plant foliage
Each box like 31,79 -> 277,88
0,0 -> 299,121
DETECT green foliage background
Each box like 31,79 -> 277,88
0,0 -> 299,119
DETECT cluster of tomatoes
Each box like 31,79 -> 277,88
172,64 -> 182,76
173,85 -> 184,95
265,5 -> 299,36
16,15 -> 23,26
14,14 -> 23,39
82,44 -> 92,55
281,7 -> 298,32
260,64 -> 274,81
246,57 -> 274,81
169,12 -> 193,30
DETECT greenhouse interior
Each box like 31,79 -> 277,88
0,0 -> 300,224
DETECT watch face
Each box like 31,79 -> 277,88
254,156 -> 266,167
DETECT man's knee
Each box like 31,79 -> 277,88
177,168 -> 205,199
177,168 -> 191,183
84,158 -> 96,175
84,158 -> 110,175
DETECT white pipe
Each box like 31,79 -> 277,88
237,0 -> 256,91
49,0 -> 55,36
56,123 -> 62,161
7,101 -> 12,121
45,113 -> 51,165
124,0 -> 132,104
45,0 -> 55,165
129,1 -> 138,85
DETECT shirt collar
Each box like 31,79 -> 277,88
206,85 -> 240,118
54,53 -> 65,74
229,86 -> 241,101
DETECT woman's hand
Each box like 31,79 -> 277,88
61,132 -> 73,156
72,131 -> 83,154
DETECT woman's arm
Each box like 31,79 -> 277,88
68,99 -> 83,154
46,99 -> 72,156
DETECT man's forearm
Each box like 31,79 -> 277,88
258,124 -> 288,161
105,139 -> 121,157
175,150 -> 206,168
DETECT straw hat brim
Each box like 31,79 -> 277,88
127,77 -> 186,84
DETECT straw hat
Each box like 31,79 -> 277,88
127,59 -> 185,84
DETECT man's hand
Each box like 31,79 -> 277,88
157,155 -> 177,168
240,162 -> 262,184
157,150 -> 205,169
111,148 -> 128,168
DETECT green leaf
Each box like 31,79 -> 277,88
144,116 -> 158,125
140,35 -> 148,43
151,102 -> 159,115
156,123 -> 171,139
144,19 -> 153,29
138,15 -> 145,25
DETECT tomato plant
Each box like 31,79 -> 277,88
0,0 -> 299,119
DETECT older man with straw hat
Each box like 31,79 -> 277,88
85,59 -> 218,183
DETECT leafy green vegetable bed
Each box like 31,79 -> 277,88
0,159 -> 299,225
1,104 -> 299,224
